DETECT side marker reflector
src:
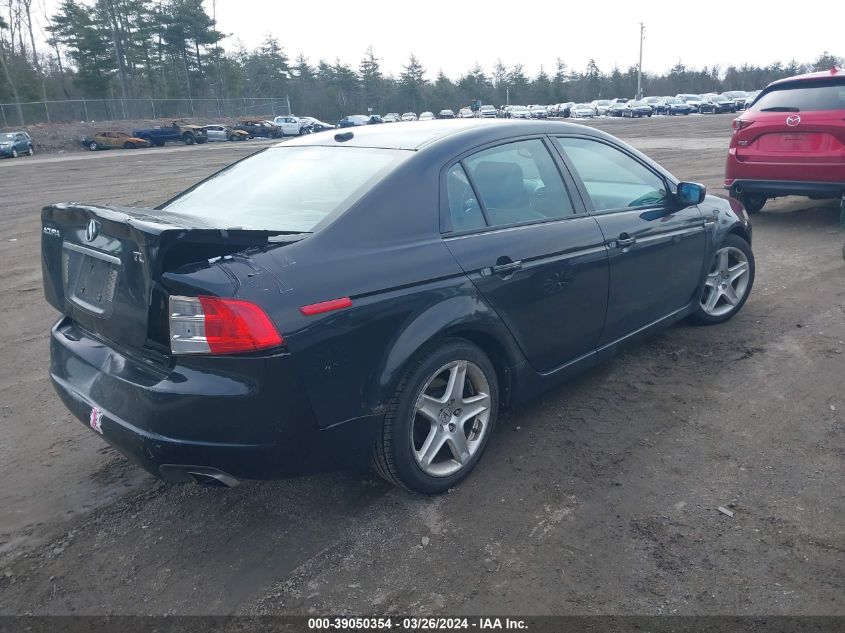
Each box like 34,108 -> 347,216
300,297 -> 353,316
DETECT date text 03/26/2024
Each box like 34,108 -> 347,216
307,617 -> 528,630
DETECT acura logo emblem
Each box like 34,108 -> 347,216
85,219 -> 99,242
786,115 -> 801,127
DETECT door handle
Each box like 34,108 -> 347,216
616,234 -> 637,248
491,260 -> 523,275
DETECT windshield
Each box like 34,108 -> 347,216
596,100 -> 610,106
751,79 -> 845,113
2,133 -> 14,141
161,146 -> 410,232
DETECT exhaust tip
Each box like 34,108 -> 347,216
160,464 -> 240,488
188,471 -> 239,488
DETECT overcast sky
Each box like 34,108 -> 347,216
42,0 -> 842,79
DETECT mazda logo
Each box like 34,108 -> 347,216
786,115 -> 801,127
85,219 -> 99,242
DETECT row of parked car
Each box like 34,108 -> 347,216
331,90 -> 762,130
74,115 -> 336,152
501,90 -> 761,120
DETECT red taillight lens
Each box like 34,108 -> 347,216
732,118 -> 753,132
169,295 -> 283,355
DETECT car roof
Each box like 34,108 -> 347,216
277,119 -> 612,151
767,66 -> 842,88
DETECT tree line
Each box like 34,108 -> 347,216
0,0 -> 842,124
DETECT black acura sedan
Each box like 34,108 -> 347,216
42,120 -> 754,493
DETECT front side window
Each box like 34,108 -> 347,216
463,139 -> 574,227
554,137 -> 668,211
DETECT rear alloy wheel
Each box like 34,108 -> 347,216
372,339 -> 498,493
690,235 -> 755,325
742,193 -> 767,213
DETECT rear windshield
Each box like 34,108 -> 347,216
161,146 -> 409,232
750,79 -> 845,112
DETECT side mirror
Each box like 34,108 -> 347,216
676,181 -> 706,206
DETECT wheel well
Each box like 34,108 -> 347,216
728,224 -> 752,245
443,329 -> 516,409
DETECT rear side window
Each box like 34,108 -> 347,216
750,80 -> 845,112
554,137 -> 668,211
162,146 -> 409,232
463,139 -> 574,227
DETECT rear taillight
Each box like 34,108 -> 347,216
732,118 -> 753,132
169,295 -> 283,355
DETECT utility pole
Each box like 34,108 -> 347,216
636,22 -> 645,100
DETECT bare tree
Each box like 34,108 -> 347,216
0,12 -> 25,124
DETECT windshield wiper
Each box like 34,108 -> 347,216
760,106 -> 800,112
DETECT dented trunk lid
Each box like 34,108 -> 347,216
41,203 -> 289,355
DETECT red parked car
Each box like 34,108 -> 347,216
725,66 -> 845,212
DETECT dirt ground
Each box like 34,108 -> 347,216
0,114 -> 842,616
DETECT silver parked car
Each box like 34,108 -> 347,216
202,125 -> 247,142
509,105 -> 531,119
570,103 -> 595,118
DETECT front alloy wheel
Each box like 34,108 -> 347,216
372,338 -> 498,493
691,234 -> 755,325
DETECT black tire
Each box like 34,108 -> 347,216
183,133 -> 195,145
742,193 -> 767,213
689,234 -> 755,326
88,142 -> 99,151
10,148 -> 17,158
27,145 -> 34,156
372,338 -> 499,494
154,139 -> 165,147
123,142 -> 136,149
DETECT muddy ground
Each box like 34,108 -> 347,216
0,114 -> 842,616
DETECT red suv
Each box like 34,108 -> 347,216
725,66 -> 845,212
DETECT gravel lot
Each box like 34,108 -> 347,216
0,114 -> 842,616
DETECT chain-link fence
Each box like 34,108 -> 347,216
0,97 -> 292,128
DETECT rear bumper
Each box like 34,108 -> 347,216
725,179 -> 845,200
49,318 -> 380,481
